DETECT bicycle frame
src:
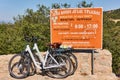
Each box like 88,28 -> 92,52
25,43 -> 65,69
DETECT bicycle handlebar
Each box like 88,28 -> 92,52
24,36 -> 32,42
24,36 -> 45,43
24,36 -> 62,48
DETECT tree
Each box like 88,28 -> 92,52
52,3 -> 71,9
61,3 -> 71,8
77,0 -> 93,8
52,3 -> 61,9
13,4 -> 50,51
103,11 -> 120,75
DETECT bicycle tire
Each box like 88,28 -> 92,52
65,52 -> 78,75
8,53 -> 30,79
46,54 -> 71,79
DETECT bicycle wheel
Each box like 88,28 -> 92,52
8,53 -> 30,79
65,52 -> 78,75
46,54 -> 71,79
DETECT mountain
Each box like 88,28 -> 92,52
103,8 -> 120,75
104,8 -> 120,19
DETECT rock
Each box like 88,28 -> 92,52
0,49 -> 119,80
73,49 -> 118,80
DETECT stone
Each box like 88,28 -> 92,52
0,49 -> 119,80
73,49 -> 118,80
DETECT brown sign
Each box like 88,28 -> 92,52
50,8 -> 103,49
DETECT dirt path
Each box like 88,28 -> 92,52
110,18 -> 120,23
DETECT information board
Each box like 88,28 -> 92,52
50,8 -> 103,49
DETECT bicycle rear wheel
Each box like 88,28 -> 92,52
65,52 -> 78,75
8,53 -> 30,79
46,54 -> 71,79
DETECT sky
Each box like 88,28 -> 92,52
0,0 -> 120,23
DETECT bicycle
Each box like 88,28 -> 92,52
32,37 -> 78,76
50,43 -> 78,75
8,36 -> 72,79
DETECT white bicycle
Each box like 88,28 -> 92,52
8,36 -> 72,79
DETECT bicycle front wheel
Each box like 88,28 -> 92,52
8,53 -> 30,79
46,54 -> 71,79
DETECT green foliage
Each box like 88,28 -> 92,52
52,3 -> 61,9
116,21 -> 120,26
103,11 -> 120,75
0,23 -> 24,54
77,0 -> 93,8
105,8 -> 120,19
52,3 -> 71,9
14,5 -> 50,51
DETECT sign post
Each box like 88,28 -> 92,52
91,50 -> 94,75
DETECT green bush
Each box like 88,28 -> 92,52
103,12 -> 120,75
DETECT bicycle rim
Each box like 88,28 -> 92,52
8,53 -> 29,79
